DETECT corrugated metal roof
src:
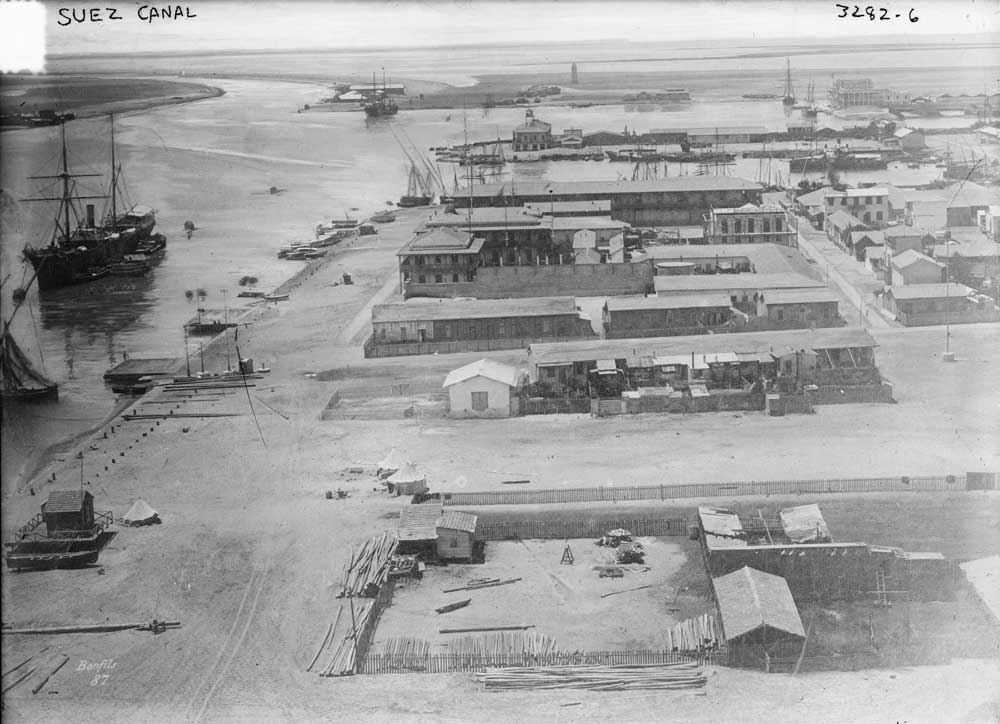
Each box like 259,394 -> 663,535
606,294 -> 733,311
397,502 -> 443,541
654,273 -> 826,294
713,567 -> 805,641
757,289 -> 840,305
42,490 -> 91,514
443,359 -> 521,388
529,327 -> 877,367
460,177 -> 762,199
887,283 -> 975,299
373,297 -> 578,324
438,510 -> 478,533
779,504 -> 831,543
891,249 -> 943,270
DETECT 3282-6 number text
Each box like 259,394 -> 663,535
835,5 -> 918,21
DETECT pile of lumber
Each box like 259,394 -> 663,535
339,533 -> 398,598
665,614 -> 720,652
315,599 -> 378,676
448,631 -> 557,657
379,637 -> 430,658
477,661 -> 707,691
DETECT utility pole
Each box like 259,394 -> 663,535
183,326 -> 191,377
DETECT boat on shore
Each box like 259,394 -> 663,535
5,491 -> 116,571
370,210 -> 397,223
21,116 -> 166,292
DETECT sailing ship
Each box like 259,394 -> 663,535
804,80 -> 818,117
21,116 -> 165,291
1,287 -> 59,404
782,58 -> 796,106
398,163 -> 434,207
364,71 -> 399,118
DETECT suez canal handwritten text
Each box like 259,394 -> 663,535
56,6 -> 197,25
835,5 -> 918,21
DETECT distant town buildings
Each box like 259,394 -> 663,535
827,78 -> 910,107
704,204 -> 797,247
512,110 -> 553,152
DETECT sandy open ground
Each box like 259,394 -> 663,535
2,179 -> 999,722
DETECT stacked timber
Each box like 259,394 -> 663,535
665,614 -> 720,652
339,533 -> 398,598
448,631 -> 558,658
478,661 -> 707,691
318,599 -> 378,676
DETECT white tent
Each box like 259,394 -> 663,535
377,449 -> 406,479
386,463 -> 428,496
123,499 -> 160,526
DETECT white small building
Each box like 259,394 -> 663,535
893,127 -> 925,152
443,359 -> 522,418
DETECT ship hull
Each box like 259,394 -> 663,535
24,225 -> 164,291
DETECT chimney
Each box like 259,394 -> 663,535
86,204 -> 96,228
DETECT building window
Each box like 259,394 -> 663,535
471,391 -> 488,411
864,197 -> 871,205
841,198 -> 847,206
876,211 -> 884,221
452,273 -> 459,282
734,220 -> 742,234
399,327 -> 407,340
775,218 -> 783,231
416,255 -> 425,266
721,220 -> 728,233
435,256 -> 442,264
747,219 -> 755,234
452,255 -> 460,264
418,275 -> 426,284
763,219 -> 770,232
776,308 -> 784,320
435,274 -> 443,283
863,212 -> 871,224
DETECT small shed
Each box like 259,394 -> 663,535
436,510 -> 478,560
891,249 -> 945,286
386,463 -> 429,496
443,359 -> 522,418
396,501 -> 443,557
41,490 -> 94,533
713,566 -> 805,646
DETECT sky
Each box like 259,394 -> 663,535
1,0 -> 997,70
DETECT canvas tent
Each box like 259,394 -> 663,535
387,463 -> 429,496
123,499 -> 160,526
377,449 -> 405,479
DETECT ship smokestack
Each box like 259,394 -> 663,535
86,204 -> 95,228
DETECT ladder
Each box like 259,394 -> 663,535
560,545 -> 574,565
875,567 -> 889,606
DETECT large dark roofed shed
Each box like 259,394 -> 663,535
713,566 -> 805,645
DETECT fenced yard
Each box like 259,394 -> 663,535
439,474 -> 978,506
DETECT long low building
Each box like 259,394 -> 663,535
367,296 -> 595,357
528,327 -> 878,389
754,288 -> 843,327
654,273 -> 828,313
603,294 -> 735,338
645,243 -> 809,275
451,177 -> 764,226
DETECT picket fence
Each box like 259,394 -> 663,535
475,517 -> 690,541
440,475 -> 974,507
360,649 -> 726,675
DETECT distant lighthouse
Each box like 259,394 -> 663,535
571,63 -> 578,85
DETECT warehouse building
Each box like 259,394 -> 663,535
450,177 -> 764,226
366,297 -> 595,357
603,294 -> 735,338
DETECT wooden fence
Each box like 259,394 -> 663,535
360,649 -> 727,675
476,517 -> 690,541
440,475 -> 978,506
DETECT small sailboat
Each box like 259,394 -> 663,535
1,270 -> 59,405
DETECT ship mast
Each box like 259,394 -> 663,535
110,114 -> 118,228
25,122 -> 104,248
